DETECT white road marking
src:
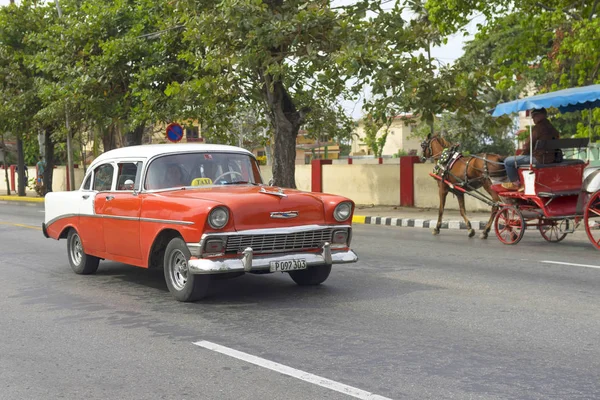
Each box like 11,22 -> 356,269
541,260 -> 600,270
193,340 -> 393,400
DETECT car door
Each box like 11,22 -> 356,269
98,160 -> 143,260
78,164 -> 108,254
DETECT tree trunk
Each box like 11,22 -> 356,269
17,137 -> 26,196
261,75 -> 307,189
102,125 -> 116,152
4,165 -> 9,196
43,129 -> 55,195
123,123 -> 145,147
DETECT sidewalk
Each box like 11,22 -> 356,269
0,194 -> 44,203
352,205 -> 495,231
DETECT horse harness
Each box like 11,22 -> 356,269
434,146 -> 490,191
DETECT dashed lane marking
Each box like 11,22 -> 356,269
0,221 -> 42,231
193,340 -> 393,400
541,260 -> 600,270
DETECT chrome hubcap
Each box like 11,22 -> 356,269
70,234 -> 83,265
169,250 -> 188,291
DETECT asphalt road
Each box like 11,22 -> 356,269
1,202 -> 599,400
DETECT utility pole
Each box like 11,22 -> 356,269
55,0 -> 75,191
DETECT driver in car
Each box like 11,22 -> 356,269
165,163 -> 187,188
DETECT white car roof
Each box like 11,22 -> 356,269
89,143 -> 254,169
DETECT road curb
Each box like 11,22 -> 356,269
352,215 -> 489,230
0,195 -> 44,203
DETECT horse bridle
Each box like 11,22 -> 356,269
420,137 -> 437,162
421,136 -> 452,162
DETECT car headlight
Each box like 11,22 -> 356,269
333,201 -> 352,222
208,206 -> 229,229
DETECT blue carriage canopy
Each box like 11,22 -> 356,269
491,83 -> 600,117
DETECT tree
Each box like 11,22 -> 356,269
425,0 -> 600,139
169,0 -> 400,188
0,0 -> 47,196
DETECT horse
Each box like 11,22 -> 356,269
420,134 -> 507,239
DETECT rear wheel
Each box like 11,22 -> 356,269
539,219 -> 569,243
67,229 -> 100,274
494,206 -> 525,245
288,265 -> 332,286
584,190 -> 600,250
163,237 -> 210,302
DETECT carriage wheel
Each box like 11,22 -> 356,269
584,190 -> 600,250
494,206 -> 525,245
539,219 -> 569,243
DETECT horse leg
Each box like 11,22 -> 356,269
480,181 -> 501,239
433,183 -> 449,235
456,192 -> 475,238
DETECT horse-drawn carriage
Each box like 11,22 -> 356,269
423,83 -> 600,249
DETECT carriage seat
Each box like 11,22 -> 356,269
517,138 -> 589,168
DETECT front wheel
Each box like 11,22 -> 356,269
67,228 -> 100,274
163,237 -> 210,302
494,206 -> 525,245
288,265 -> 332,286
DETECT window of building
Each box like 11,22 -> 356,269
186,126 -> 199,141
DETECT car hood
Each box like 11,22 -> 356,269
159,185 -> 327,230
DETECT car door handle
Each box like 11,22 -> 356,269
106,195 -> 114,201
82,194 -> 90,199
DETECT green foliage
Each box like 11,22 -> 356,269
363,113 -> 393,158
425,0 -> 600,137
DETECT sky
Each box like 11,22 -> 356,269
0,0 -> 484,120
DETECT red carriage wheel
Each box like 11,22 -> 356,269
494,206 -> 525,245
584,190 -> 600,250
539,219 -> 569,243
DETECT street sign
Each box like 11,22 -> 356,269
166,123 -> 184,143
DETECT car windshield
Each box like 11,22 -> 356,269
144,151 -> 263,190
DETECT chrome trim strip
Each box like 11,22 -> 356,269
201,224 -> 352,237
45,214 -> 80,228
140,217 -> 194,225
188,246 -> 358,275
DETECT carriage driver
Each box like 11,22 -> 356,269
501,108 -> 561,191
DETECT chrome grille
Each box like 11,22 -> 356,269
225,228 -> 336,254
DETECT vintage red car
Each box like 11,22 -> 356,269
42,143 -> 358,301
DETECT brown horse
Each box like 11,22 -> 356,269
420,134 -> 506,239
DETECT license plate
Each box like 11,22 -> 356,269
269,259 -> 307,272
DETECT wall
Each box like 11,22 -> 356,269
258,165 -> 311,191
323,164 -> 400,205
0,166 -> 86,196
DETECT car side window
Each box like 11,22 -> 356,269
82,173 -> 93,191
116,162 -> 141,191
93,163 -> 114,191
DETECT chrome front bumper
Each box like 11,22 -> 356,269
187,242 -> 358,275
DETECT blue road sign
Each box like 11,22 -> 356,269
166,123 -> 184,143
